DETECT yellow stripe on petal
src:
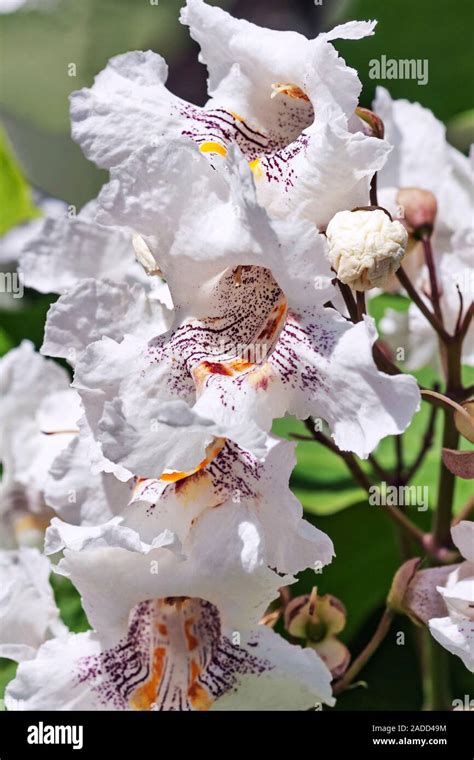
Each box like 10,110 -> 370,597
249,158 -> 264,179
199,141 -> 227,157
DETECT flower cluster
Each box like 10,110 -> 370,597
1,0 -> 471,711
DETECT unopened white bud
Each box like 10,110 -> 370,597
326,209 -> 408,291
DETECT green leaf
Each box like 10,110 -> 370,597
0,294 -> 56,350
447,108 -> 474,153
0,127 -> 39,235
335,0 -> 474,125
51,575 -> 90,634
273,417 -> 366,515
368,292 -> 410,328
0,326 -> 13,357
0,659 -> 17,706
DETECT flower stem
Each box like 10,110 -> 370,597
421,630 -> 452,710
433,409 -> 459,550
432,332 -> 463,550
421,236 -> 443,325
402,397 -> 438,484
333,607 -> 394,695
396,266 -> 450,342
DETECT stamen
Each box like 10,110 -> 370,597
271,83 -> 309,101
308,586 -> 319,621
42,428 -> 80,436
132,234 -> 163,277
233,265 -> 243,287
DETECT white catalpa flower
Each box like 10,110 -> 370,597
47,309 -> 333,576
0,341 -> 132,536
69,0 -> 390,231
6,518 -> 335,710
0,341 -> 71,547
0,548 -> 66,662
371,89 -> 473,367
428,521 -> 474,672
121,435 -> 334,577
325,208 -> 408,290
374,87 -> 472,236
68,138 -> 420,471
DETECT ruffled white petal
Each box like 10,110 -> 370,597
43,420 -> 132,526
19,214 -> 145,295
213,625 -> 334,710
70,50 -> 180,170
0,548 -> 66,662
429,615 -> 474,673
46,517 -> 287,641
124,436 -> 334,576
452,521 -> 474,563
254,121 -> 390,232
42,278 -> 171,366
6,632 -> 102,710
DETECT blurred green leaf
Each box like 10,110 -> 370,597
51,574 -> 90,634
0,293 -> 56,350
336,0 -> 474,124
0,127 -> 39,235
0,326 -> 13,357
0,659 -> 17,706
447,109 -> 474,153
368,291 -> 410,326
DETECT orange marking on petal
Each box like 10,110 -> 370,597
184,618 -> 198,652
188,660 -> 213,711
159,470 -> 192,483
199,141 -> 227,157
247,362 -> 273,391
159,438 -> 225,484
256,299 -> 287,342
129,647 -> 166,711
14,514 -> 49,535
228,358 -> 254,373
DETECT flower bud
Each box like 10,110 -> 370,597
326,208 -> 408,291
355,107 -> 385,139
387,557 -> 422,614
404,565 -> 458,625
284,588 -> 350,678
396,187 -> 437,239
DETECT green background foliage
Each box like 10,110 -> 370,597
0,0 -> 472,710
